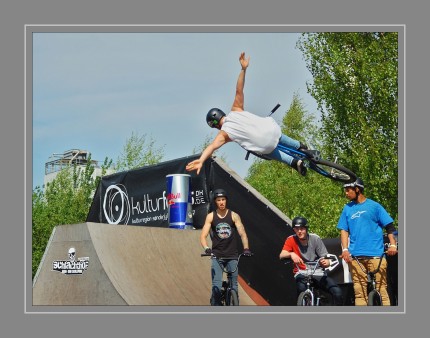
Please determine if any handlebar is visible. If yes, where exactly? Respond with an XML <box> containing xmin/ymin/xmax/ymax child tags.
<box><xmin>201</xmin><ymin>252</ymin><xmax>253</xmax><ymax>274</ymax></box>
<box><xmin>350</xmin><ymin>252</ymin><xmax>386</xmax><ymax>276</ymax></box>
<box><xmin>281</xmin><ymin>254</ymin><xmax>339</xmax><ymax>273</ymax></box>
<box><xmin>201</xmin><ymin>252</ymin><xmax>254</xmax><ymax>259</ymax></box>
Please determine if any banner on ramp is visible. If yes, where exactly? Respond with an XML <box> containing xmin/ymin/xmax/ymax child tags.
<box><xmin>87</xmin><ymin>155</ymin><xmax>211</xmax><ymax>228</ymax></box>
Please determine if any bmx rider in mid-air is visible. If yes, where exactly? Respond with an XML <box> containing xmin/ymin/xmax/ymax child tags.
<box><xmin>186</xmin><ymin>52</ymin><xmax>312</xmax><ymax>176</ymax></box>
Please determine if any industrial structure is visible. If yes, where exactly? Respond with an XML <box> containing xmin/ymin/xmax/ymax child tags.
<box><xmin>44</xmin><ymin>149</ymin><xmax>113</xmax><ymax>186</ymax></box>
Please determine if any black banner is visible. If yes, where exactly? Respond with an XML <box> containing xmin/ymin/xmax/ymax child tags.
<box><xmin>87</xmin><ymin>155</ymin><xmax>212</xmax><ymax>228</ymax></box>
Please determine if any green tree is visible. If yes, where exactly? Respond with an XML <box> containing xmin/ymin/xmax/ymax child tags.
<box><xmin>32</xmin><ymin>155</ymin><xmax>111</xmax><ymax>278</ymax></box>
<box><xmin>296</xmin><ymin>32</ymin><xmax>398</xmax><ymax>223</ymax></box>
<box><xmin>246</xmin><ymin>94</ymin><xmax>346</xmax><ymax>238</ymax></box>
<box><xmin>114</xmin><ymin>131</ymin><xmax>165</xmax><ymax>171</ymax></box>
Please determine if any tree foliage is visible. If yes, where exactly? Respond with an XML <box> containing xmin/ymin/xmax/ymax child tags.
<box><xmin>296</xmin><ymin>32</ymin><xmax>398</xmax><ymax>222</ymax></box>
<box><xmin>114</xmin><ymin>132</ymin><xmax>165</xmax><ymax>171</ymax></box>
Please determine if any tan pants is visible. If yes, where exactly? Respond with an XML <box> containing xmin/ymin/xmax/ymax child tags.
<box><xmin>349</xmin><ymin>257</ymin><xmax>391</xmax><ymax>306</ymax></box>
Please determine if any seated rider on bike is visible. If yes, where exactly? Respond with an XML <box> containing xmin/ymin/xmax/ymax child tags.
<box><xmin>186</xmin><ymin>52</ymin><xmax>311</xmax><ymax>177</ymax></box>
<box><xmin>200</xmin><ymin>188</ymin><xmax>252</xmax><ymax>306</ymax></box>
<box><xmin>280</xmin><ymin>216</ymin><xmax>344</xmax><ymax>306</ymax></box>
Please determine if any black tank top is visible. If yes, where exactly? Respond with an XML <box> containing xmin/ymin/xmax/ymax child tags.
<box><xmin>210</xmin><ymin>210</ymin><xmax>239</xmax><ymax>259</ymax></box>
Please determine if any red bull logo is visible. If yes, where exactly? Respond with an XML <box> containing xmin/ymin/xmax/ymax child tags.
<box><xmin>167</xmin><ymin>192</ymin><xmax>182</xmax><ymax>205</ymax></box>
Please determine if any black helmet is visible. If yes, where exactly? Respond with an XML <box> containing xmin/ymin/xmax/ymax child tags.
<box><xmin>343</xmin><ymin>177</ymin><xmax>365</xmax><ymax>192</ymax></box>
<box><xmin>213</xmin><ymin>188</ymin><xmax>228</xmax><ymax>200</ymax></box>
<box><xmin>206</xmin><ymin>108</ymin><xmax>226</xmax><ymax>128</ymax></box>
<box><xmin>292</xmin><ymin>216</ymin><xmax>308</xmax><ymax>228</ymax></box>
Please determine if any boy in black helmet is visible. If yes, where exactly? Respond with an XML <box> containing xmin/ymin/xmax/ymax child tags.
<box><xmin>200</xmin><ymin>188</ymin><xmax>252</xmax><ymax>306</ymax></box>
<box><xmin>186</xmin><ymin>52</ymin><xmax>311</xmax><ymax>177</ymax></box>
<box><xmin>280</xmin><ymin>216</ymin><xmax>343</xmax><ymax>306</ymax></box>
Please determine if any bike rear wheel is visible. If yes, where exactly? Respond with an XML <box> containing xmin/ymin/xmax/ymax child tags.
<box><xmin>309</xmin><ymin>159</ymin><xmax>356</xmax><ymax>183</ymax></box>
<box><xmin>368</xmin><ymin>290</ymin><xmax>382</xmax><ymax>306</ymax></box>
<box><xmin>297</xmin><ymin>291</ymin><xmax>313</xmax><ymax>306</ymax></box>
<box><xmin>227</xmin><ymin>289</ymin><xmax>239</xmax><ymax>306</ymax></box>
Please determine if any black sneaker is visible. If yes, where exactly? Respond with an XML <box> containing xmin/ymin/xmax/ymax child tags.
<box><xmin>299</xmin><ymin>142</ymin><xmax>308</xmax><ymax>151</ymax></box>
<box><xmin>292</xmin><ymin>159</ymin><xmax>307</xmax><ymax>176</ymax></box>
<box><xmin>297</xmin><ymin>160</ymin><xmax>307</xmax><ymax>176</ymax></box>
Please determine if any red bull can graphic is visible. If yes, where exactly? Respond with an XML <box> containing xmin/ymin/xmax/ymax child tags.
<box><xmin>166</xmin><ymin>174</ymin><xmax>193</xmax><ymax>229</ymax></box>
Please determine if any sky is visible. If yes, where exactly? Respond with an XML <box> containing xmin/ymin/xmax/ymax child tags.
<box><xmin>32</xmin><ymin>31</ymin><xmax>319</xmax><ymax>189</ymax></box>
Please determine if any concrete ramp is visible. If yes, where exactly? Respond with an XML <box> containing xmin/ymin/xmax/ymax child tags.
<box><xmin>33</xmin><ymin>222</ymin><xmax>258</xmax><ymax>306</ymax></box>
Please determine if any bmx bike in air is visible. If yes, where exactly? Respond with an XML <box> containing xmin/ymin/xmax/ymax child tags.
<box><xmin>245</xmin><ymin>104</ymin><xmax>357</xmax><ymax>183</ymax></box>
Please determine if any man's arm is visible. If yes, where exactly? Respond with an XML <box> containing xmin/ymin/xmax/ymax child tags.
<box><xmin>385</xmin><ymin>223</ymin><xmax>398</xmax><ymax>256</ymax></box>
<box><xmin>316</xmin><ymin>238</ymin><xmax>331</xmax><ymax>268</ymax></box>
<box><xmin>279</xmin><ymin>249</ymin><xmax>303</xmax><ymax>264</ymax></box>
<box><xmin>200</xmin><ymin>213</ymin><xmax>213</xmax><ymax>250</ymax></box>
<box><xmin>186</xmin><ymin>130</ymin><xmax>230</xmax><ymax>174</ymax></box>
<box><xmin>231</xmin><ymin>52</ymin><xmax>250</xmax><ymax>112</ymax></box>
<box><xmin>232</xmin><ymin>212</ymin><xmax>249</xmax><ymax>250</ymax></box>
<box><xmin>340</xmin><ymin>229</ymin><xmax>351</xmax><ymax>263</ymax></box>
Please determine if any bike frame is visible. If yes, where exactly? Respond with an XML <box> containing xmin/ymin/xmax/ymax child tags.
<box><xmin>294</xmin><ymin>254</ymin><xmax>339</xmax><ymax>306</ymax></box>
<box><xmin>351</xmin><ymin>253</ymin><xmax>386</xmax><ymax>305</ymax></box>
<box><xmin>201</xmin><ymin>253</ymin><xmax>249</xmax><ymax>306</ymax></box>
<box><xmin>215</xmin><ymin>254</ymin><xmax>241</xmax><ymax>306</ymax></box>
<box><xmin>296</xmin><ymin>260</ymin><xmax>324</xmax><ymax>306</ymax></box>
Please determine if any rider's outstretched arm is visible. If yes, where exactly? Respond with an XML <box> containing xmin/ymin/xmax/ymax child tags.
<box><xmin>231</xmin><ymin>52</ymin><xmax>250</xmax><ymax>112</ymax></box>
<box><xmin>185</xmin><ymin>131</ymin><xmax>230</xmax><ymax>175</ymax></box>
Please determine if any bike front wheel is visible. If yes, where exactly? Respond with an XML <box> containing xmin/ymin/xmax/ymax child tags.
<box><xmin>297</xmin><ymin>291</ymin><xmax>313</xmax><ymax>306</ymax></box>
<box><xmin>309</xmin><ymin>159</ymin><xmax>356</xmax><ymax>183</ymax></box>
<box><xmin>368</xmin><ymin>290</ymin><xmax>382</xmax><ymax>306</ymax></box>
<box><xmin>227</xmin><ymin>289</ymin><xmax>239</xmax><ymax>306</ymax></box>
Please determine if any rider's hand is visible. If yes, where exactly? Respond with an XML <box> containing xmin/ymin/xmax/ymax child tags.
<box><xmin>186</xmin><ymin>160</ymin><xmax>202</xmax><ymax>174</ymax></box>
<box><xmin>386</xmin><ymin>244</ymin><xmax>398</xmax><ymax>256</ymax></box>
<box><xmin>320</xmin><ymin>259</ymin><xmax>330</xmax><ymax>268</ymax></box>
<box><xmin>239</xmin><ymin>52</ymin><xmax>250</xmax><ymax>70</ymax></box>
<box><xmin>340</xmin><ymin>249</ymin><xmax>352</xmax><ymax>263</ymax></box>
<box><xmin>243</xmin><ymin>248</ymin><xmax>252</xmax><ymax>256</ymax></box>
<box><xmin>291</xmin><ymin>252</ymin><xmax>303</xmax><ymax>265</ymax></box>
<box><xmin>205</xmin><ymin>247</ymin><xmax>212</xmax><ymax>255</ymax></box>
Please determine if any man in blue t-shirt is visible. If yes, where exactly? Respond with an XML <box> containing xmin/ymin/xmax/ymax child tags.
<box><xmin>337</xmin><ymin>178</ymin><xmax>398</xmax><ymax>305</ymax></box>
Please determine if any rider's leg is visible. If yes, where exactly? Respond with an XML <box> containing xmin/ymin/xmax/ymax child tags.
<box><xmin>349</xmin><ymin>260</ymin><xmax>369</xmax><ymax>305</ymax></box>
<box><xmin>210</xmin><ymin>259</ymin><xmax>224</xmax><ymax>306</ymax></box>
<box><xmin>265</xmin><ymin>141</ymin><xmax>307</xmax><ymax>176</ymax></box>
<box><xmin>278</xmin><ymin>134</ymin><xmax>301</xmax><ymax>150</ymax></box>
<box><xmin>226</xmin><ymin>259</ymin><xmax>239</xmax><ymax>303</ymax></box>
<box><xmin>294</xmin><ymin>274</ymin><xmax>308</xmax><ymax>295</ymax></box>
<box><xmin>370</xmin><ymin>257</ymin><xmax>391</xmax><ymax>305</ymax></box>
<box><xmin>318</xmin><ymin>276</ymin><xmax>344</xmax><ymax>305</ymax></box>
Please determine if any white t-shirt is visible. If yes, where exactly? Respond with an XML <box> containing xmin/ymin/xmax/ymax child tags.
<box><xmin>221</xmin><ymin>111</ymin><xmax>281</xmax><ymax>154</ymax></box>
